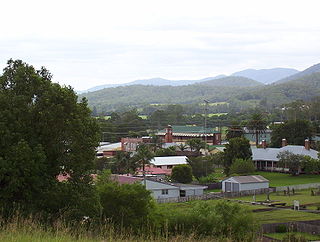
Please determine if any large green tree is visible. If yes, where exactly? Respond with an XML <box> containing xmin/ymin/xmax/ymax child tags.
<box><xmin>0</xmin><ymin>59</ymin><xmax>100</xmax><ymax>213</ymax></box>
<box><xmin>171</xmin><ymin>164</ymin><xmax>193</xmax><ymax>183</ymax></box>
<box><xmin>270</xmin><ymin>120</ymin><xmax>314</xmax><ymax>147</ymax></box>
<box><xmin>223</xmin><ymin>137</ymin><xmax>252</xmax><ymax>176</ymax></box>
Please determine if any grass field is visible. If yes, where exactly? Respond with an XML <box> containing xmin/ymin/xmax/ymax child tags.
<box><xmin>232</xmin><ymin>189</ymin><xmax>320</xmax><ymax>207</ymax></box>
<box><xmin>254</xmin><ymin>171</ymin><xmax>320</xmax><ymax>187</ymax></box>
<box><xmin>158</xmin><ymin>199</ymin><xmax>320</xmax><ymax>224</ymax></box>
<box><xmin>265</xmin><ymin>232</ymin><xmax>320</xmax><ymax>240</ymax></box>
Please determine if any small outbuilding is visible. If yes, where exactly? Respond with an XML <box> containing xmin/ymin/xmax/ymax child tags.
<box><xmin>222</xmin><ymin>175</ymin><xmax>269</xmax><ymax>192</ymax></box>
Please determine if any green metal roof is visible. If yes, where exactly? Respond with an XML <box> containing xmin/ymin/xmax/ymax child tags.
<box><xmin>159</xmin><ymin>125</ymin><xmax>220</xmax><ymax>134</ymax></box>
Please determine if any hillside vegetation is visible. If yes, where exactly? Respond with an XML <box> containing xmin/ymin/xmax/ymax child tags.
<box><xmin>81</xmin><ymin>64</ymin><xmax>320</xmax><ymax>112</ymax></box>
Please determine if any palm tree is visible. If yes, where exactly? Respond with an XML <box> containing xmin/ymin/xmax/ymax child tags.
<box><xmin>133</xmin><ymin>144</ymin><xmax>154</xmax><ymax>185</ymax></box>
<box><xmin>186</xmin><ymin>138</ymin><xmax>206</xmax><ymax>155</ymax></box>
<box><xmin>247</xmin><ymin>113</ymin><xmax>267</xmax><ymax>146</ymax></box>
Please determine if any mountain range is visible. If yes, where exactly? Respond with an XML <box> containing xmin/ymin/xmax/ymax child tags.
<box><xmin>79</xmin><ymin>67</ymin><xmax>300</xmax><ymax>93</ymax></box>
<box><xmin>80</xmin><ymin>63</ymin><xmax>320</xmax><ymax>112</ymax></box>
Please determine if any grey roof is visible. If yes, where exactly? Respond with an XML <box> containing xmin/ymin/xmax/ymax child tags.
<box><xmin>251</xmin><ymin>145</ymin><xmax>319</xmax><ymax>161</ymax></box>
<box><xmin>226</xmin><ymin>175</ymin><xmax>269</xmax><ymax>184</ymax></box>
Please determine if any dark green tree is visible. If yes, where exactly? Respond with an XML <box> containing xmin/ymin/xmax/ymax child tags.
<box><xmin>187</xmin><ymin>156</ymin><xmax>215</xmax><ymax>179</ymax></box>
<box><xmin>186</xmin><ymin>138</ymin><xmax>206</xmax><ymax>154</ymax></box>
<box><xmin>247</xmin><ymin>113</ymin><xmax>267</xmax><ymax>146</ymax></box>
<box><xmin>171</xmin><ymin>164</ymin><xmax>193</xmax><ymax>183</ymax></box>
<box><xmin>226</xmin><ymin>121</ymin><xmax>243</xmax><ymax>140</ymax></box>
<box><xmin>230</xmin><ymin>158</ymin><xmax>255</xmax><ymax>175</ymax></box>
<box><xmin>133</xmin><ymin>144</ymin><xmax>154</xmax><ymax>182</ymax></box>
<box><xmin>0</xmin><ymin>59</ymin><xmax>100</xmax><ymax>215</ymax></box>
<box><xmin>270</xmin><ymin>120</ymin><xmax>314</xmax><ymax>147</ymax></box>
<box><xmin>223</xmin><ymin>137</ymin><xmax>252</xmax><ymax>176</ymax></box>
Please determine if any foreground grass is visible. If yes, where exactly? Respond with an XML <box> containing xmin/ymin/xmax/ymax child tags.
<box><xmin>254</xmin><ymin>172</ymin><xmax>320</xmax><ymax>187</ymax></box>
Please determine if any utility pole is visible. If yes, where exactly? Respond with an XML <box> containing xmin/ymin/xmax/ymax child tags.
<box><xmin>204</xmin><ymin>100</ymin><xmax>209</xmax><ymax>155</ymax></box>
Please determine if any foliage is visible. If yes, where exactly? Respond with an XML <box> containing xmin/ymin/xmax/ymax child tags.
<box><xmin>187</xmin><ymin>156</ymin><xmax>215</xmax><ymax>179</ymax></box>
<box><xmin>186</xmin><ymin>138</ymin><xmax>206</xmax><ymax>154</ymax></box>
<box><xmin>96</xmin><ymin>170</ymin><xmax>155</xmax><ymax>229</ymax></box>
<box><xmin>230</xmin><ymin>158</ymin><xmax>255</xmax><ymax>175</ymax></box>
<box><xmin>247</xmin><ymin>113</ymin><xmax>267</xmax><ymax>146</ymax></box>
<box><xmin>301</xmin><ymin>156</ymin><xmax>320</xmax><ymax>174</ymax></box>
<box><xmin>171</xmin><ymin>164</ymin><xmax>193</xmax><ymax>183</ymax></box>
<box><xmin>0</xmin><ymin>59</ymin><xmax>100</xmax><ymax>216</ymax></box>
<box><xmin>270</xmin><ymin>120</ymin><xmax>314</xmax><ymax>147</ymax></box>
<box><xmin>154</xmin><ymin>146</ymin><xmax>176</xmax><ymax>156</ymax></box>
<box><xmin>161</xmin><ymin>200</ymin><xmax>257</xmax><ymax>241</ymax></box>
<box><xmin>223</xmin><ymin>137</ymin><xmax>252</xmax><ymax>176</ymax></box>
<box><xmin>197</xmin><ymin>173</ymin><xmax>218</xmax><ymax>184</ymax></box>
<box><xmin>226</xmin><ymin>121</ymin><xmax>243</xmax><ymax>140</ymax></box>
<box><xmin>132</xmin><ymin>144</ymin><xmax>154</xmax><ymax>174</ymax></box>
<box><xmin>277</xmin><ymin>151</ymin><xmax>307</xmax><ymax>175</ymax></box>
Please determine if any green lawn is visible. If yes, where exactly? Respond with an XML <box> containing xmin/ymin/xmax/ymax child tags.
<box><xmin>236</xmin><ymin>189</ymin><xmax>320</xmax><ymax>206</ymax></box>
<box><xmin>254</xmin><ymin>171</ymin><xmax>320</xmax><ymax>187</ymax></box>
<box><xmin>158</xmin><ymin>199</ymin><xmax>320</xmax><ymax>224</ymax></box>
<box><xmin>265</xmin><ymin>232</ymin><xmax>320</xmax><ymax>240</ymax></box>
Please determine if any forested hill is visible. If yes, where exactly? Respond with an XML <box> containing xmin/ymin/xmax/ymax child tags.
<box><xmin>81</xmin><ymin>71</ymin><xmax>320</xmax><ymax>112</ymax></box>
<box><xmin>197</xmin><ymin>76</ymin><xmax>263</xmax><ymax>87</ymax></box>
<box><xmin>80</xmin><ymin>76</ymin><xmax>261</xmax><ymax>111</ymax></box>
<box><xmin>275</xmin><ymin>63</ymin><xmax>320</xmax><ymax>84</ymax></box>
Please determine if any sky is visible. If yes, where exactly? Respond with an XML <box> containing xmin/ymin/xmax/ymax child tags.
<box><xmin>1</xmin><ymin>0</ymin><xmax>320</xmax><ymax>90</ymax></box>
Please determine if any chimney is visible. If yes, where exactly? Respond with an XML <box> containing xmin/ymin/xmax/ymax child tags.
<box><xmin>282</xmin><ymin>138</ymin><xmax>287</xmax><ymax>147</ymax></box>
<box><xmin>304</xmin><ymin>139</ymin><xmax>310</xmax><ymax>150</ymax></box>
<box><xmin>164</xmin><ymin>125</ymin><xmax>173</xmax><ymax>143</ymax></box>
<box><xmin>261</xmin><ymin>140</ymin><xmax>267</xmax><ymax>149</ymax></box>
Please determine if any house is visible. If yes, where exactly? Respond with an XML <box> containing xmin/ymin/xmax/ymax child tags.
<box><xmin>252</xmin><ymin>139</ymin><xmax>318</xmax><ymax>172</ymax></box>
<box><xmin>157</xmin><ymin>125</ymin><xmax>221</xmax><ymax>145</ymax></box>
<box><xmin>222</xmin><ymin>175</ymin><xmax>269</xmax><ymax>192</ymax></box>
<box><xmin>145</xmin><ymin>179</ymin><xmax>208</xmax><ymax>199</ymax></box>
<box><xmin>111</xmin><ymin>175</ymin><xmax>207</xmax><ymax>199</ymax></box>
<box><xmin>150</xmin><ymin>156</ymin><xmax>188</xmax><ymax>170</ymax></box>
<box><xmin>96</xmin><ymin>142</ymin><xmax>122</xmax><ymax>157</ymax></box>
<box><xmin>136</xmin><ymin>166</ymin><xmax>169</xmax><ymax>178</ymax></box>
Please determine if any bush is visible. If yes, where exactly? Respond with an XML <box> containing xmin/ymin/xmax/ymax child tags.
<box><xmin>230</xmin><ymin>158</ymin><xmax>255</xmax><ymax>175</ymax></box>
<box><xmin>198</xmin><ymin>174</ymin><xmax>218</xmax><ymax>184</ymax></box>
<box><xmin>96</xmin><ymin>170</ymin><xmax>155</xmax><ymax>229</ymax></box>
<box><xmin>171</xmin><ymin>164</ymin><xmax>193</xmax><ymax>183</ymax></box>
<box><xmin>160</xmin><ymin>200</ymin><xmax>258</xmax><ymax>241</ymax></box>
<box><xmin>275</xmin><ymin>224</ymin><xmax>287</xmax><ymax>233</ymax></box>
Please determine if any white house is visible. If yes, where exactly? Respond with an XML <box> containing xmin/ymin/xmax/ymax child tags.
<box><xmin>151</xmin><ymin>156</ymin><xmax>188</xmax><ymax>170</ymax></box>
<box><xmin>252</xmin><ymin>139</ymin><xmax>318</xmax><ymax>172</ymax></box>
<box><xmin>222</xmin><ymin>175</ymin><xmax>269</xmax><ymax>192</ymax></box>
<box><xmin>144</xmin><ymin>179</ymin><xmax>207</xmax><ymax>199</ymax></box>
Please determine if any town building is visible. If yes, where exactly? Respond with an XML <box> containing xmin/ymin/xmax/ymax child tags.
<box><xmin>150</xmin><ymin>156</ymin><xmax>188</xmax><ymax>170</ymax></box>
<box><xmin>252</xmin><ymin>139</ymin><xmax>318</xmax><ymax>172</ymax></box>
<box><xmin>156</xmin><ymin>125</ymin><xmax>221</xmax><ymax>145</ymax></box>
<box><xmin>222</xmin><ymin>175</ymin><xmax>269</xmax><ymax>192</ymax></box>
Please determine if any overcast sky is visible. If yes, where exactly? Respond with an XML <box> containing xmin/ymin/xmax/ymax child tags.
<box><xmin>1</xmin><ymin>0</ymin><xmax>320</xmax><ymax>90</ymax></box>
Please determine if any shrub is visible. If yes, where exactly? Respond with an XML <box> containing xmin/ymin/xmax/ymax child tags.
<box><xmin>275</xmin><ymin>224</ymin><xmax>287</xmax><ymax>233</ymax></box>
<box><xmin>171</xmin><ymin>164</ymin><xmax>193</xmax><ymax>183</ymax></box>
<box><xmin>230</xmin><ymin>158</ymin><xmax>255</xmax><ymax>175</ymax></box>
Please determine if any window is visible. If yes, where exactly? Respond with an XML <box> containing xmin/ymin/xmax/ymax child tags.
<box><xmin>161</xmin><ymin>189</ymin><xmax>168</xmax><ymax>195</ymax></box>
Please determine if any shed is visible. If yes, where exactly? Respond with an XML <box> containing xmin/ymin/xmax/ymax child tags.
<box><xmin>222</xmin><ymin>175</ymin><xmax>269</xmax><ymax>192</ymax></box>
<box><xmin>151</xmin><ymin>156</ymin><xmax>188</xmax><ymax>169</ymax></box>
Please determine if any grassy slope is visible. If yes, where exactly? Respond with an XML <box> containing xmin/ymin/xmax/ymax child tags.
<box><xmin>265</xmin><ymin>232</ymin><xmax>320</xmax><ymax>240</ymax></box>
<box><xmin>254</xmin><ymin>172</ymin><xmax>320</xmax><ymax>187</ymax></box>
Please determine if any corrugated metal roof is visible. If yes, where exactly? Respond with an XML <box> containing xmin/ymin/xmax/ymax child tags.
<box><xmin>225</xmin><ymin>175</ymin><xmax>269</xmax><ymax>184</ymax></box>
<box><xmin>151</xmin><ymin>156</ymin><xmax>188</xmax><ymax>166</ymax></box>
<box><xmin>158</xmin><ymin>125</ymin><xmax>220</xmax><ymax>134</ymax></box>
<box><xmin>252</xmin><ymin>145</ymin><xmax>319</xmax><ymax>161</ymax></box>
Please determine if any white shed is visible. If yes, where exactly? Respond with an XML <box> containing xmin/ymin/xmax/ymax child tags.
<box><xmin>151</xmin><ymin>156</ymin><xmax>188</xmax><ymax>169</ymax></box>
<box><xmin>222</xmin><ymin>175</ymin><xmax>269</xmax><ymax>192</ymax></box>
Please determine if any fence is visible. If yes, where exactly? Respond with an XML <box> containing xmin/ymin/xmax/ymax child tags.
<box><xmin>275</xmin><ymin>183</ymin><xmax>320</xmax><ymax>192</ymax></box>
<box><xmin>222</xmin><ymin>188</ymin><xmax>275</xmax><ymax>198</ymax></box>
<box><xmin>156</xmin><ymin>193</ymin><xmax>222</xmax><ymax>204</ymax></box>
<box><xmin>261</xmin><ymin>220</ymin><xmax>320</xmax><ymax>235</ymax></box>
